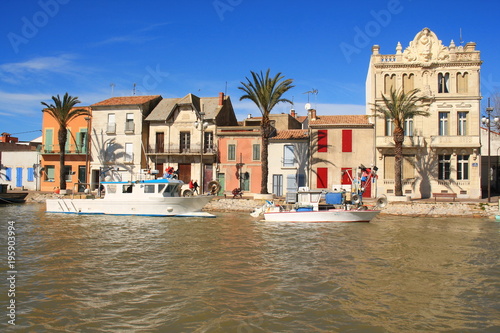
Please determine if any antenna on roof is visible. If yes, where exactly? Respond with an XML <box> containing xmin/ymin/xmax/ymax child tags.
<box><xmin>133</xmin><ymin>83</ymin><xmax>137</xmax><ymax>95</ymax></box>
<box><xmin>110</xmin><ymin>83</ymin><xmax>115</xmax><ymax>97</ymax></box>
<box><xmin>459</xmin><ymin>28</ymin><xmax>464</xmax><ymax>46</ymax></box>
<box><xmin>225</xmin><ymin>81</ymin><xmax>228</xmax><ymax>95</ymax></box>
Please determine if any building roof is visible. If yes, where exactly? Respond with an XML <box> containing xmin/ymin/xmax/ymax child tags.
<box><xmin>146</xmin><ymin>93</ymin><xmax>227</xmax><ymax>121</ymax></box>
<box><xmin>91</xmin><ymin>95</ymin><xmax>161</xmax><ymax>107</ymax></box>
<box><xmin>272</xmin><ymin>129</ymin><xmax>308</xmax><ymax>140</ymax></box>
<box><xmin>309</xmin><ymin>115</ymin><xmax>371</xmax><ymax>126</ymax></box>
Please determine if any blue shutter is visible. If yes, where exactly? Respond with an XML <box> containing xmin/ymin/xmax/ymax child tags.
<box><xmin>5</xmin><ymin>168</ymin><xmax>12</xmax><ymax>181</ymax></box>
<box><xmin>27</xmin><ymin>168</ymin><xmax>34</xmax><ymax>182</ymax></box>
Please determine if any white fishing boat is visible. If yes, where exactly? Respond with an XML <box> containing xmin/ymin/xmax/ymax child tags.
<box><xmin>251</xmin><ymin>165</ymin><xmax>384</xmax><ymax>223</ymax></box>
<box><xmin>46</xmin><ymin>178</ymin><xmax>215</xmax><ymax>217</ymax></box>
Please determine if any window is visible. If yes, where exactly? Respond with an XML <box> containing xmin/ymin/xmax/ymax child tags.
<box><xmin>316</xmin><ymin>167</ymin><xmax>328</xmax><ymax>188</ymax></box>
<box><xmin>5</xmin><ymin>167</ymin><xmax>12</xmax><ymax>181</ymax></box>
<box><xmin>252</xmin><ymin>144</ymin><xmax>260</xmax><ymax>161</ymax></box>
<box><xmin>44</xmin><ymin>129</ymin><xmax>53</xmax><ymax>152</ymax></box>
<box><xmin>125</xmin><ymin>143</ymin><xmax>133</xmax><ymax>163</ymax></box>
<box><xmin>27</xmin><ymin>167</ymin><xmax>34</xmax><ymax>182</ymax></box>
<box><xmin>76</xmin><ymin>129</ymin><xmax>88</xmax><ymax>153</ymax></box>
<box><xmin>204</xmin><ymin>132</ymin><xmax>214</xmax><ymax>152</ymax></box>
<box><xmin>404</xmin><ymin>117</ymin><xmax>414</xmax><ymax>137</ymax></box>
<box><xmin>286</xmin><ymin>174</ymin><xmax>297</xmax><ymax>193</ymax></box>
<box><xmin>457</xmin><ymin>155</ymin><xmax>469</xmax><ymax>180</ymax></box>
<box><xmin>457</xmin><ymin>72</ymin><xmax>469</xmax><ymax>94</ymax></box>
<box><xmin>272</xmin><ymin>174</ymin><xmax>283</xmax><ymax>196</ymax></box>
<box><xmin>45</xmin><ymin>166</ymin><xmax>55</xmax><ymax>181</ymax></box>
<box><xmin>438</xmin><ymin>154</ymin><xmax>451</xmax><ymax>180</ymax></box>
<box><xmin>317</xmin><ymin>130</ymin><xmax>328</xmax><ymax>152</ymax></box>
<box><xmin>144</xmin><ymin>185</ymin><xmax>155</xmax><ymax>193</ymax></box>
<box><xmin>242</xmin><ymin>173</ymin><xmax>250</xmax><ymax>191</ymax></box>
<box><xmin>439</xmin><ymin>112</ymin><xmax>449</xmax><ymax>136</ymax></box>
<box><xmin>180</xmin><ymin>132</ymin><xmax>191</xmax><ymax>152</ymax></box>
<box><xmin>384</xmin><ymin>156</ymin><xmax>415</xmax><ymax>179</ymax></box>
<box><xmin>125</xmin><ymin>113</ymin><xmax>134</xmax><ymax>133</ymax></box>
<box><xmin>342</xmin><ymin>130</ymin><xmax>352</xmax><ymax>152</ymax></box>
<box><xmin>64</xmin><ymin>166</ymin><xmax>73</xmax><ymax>182</ymax></box>
<box><xmin>107</xmin><ymin>114</ymin><xmax>116</xmax><ymax>133</ymax></box>
<box><xmin>403</xmin><ymin>73</ymin><xmax>414</xmax><ymax>93</ymax></box>
<box><xmin>228</xmin><ymin>144</ymin><xmax>236</xmax><ymax>161</ymax></box>
<box><xmin>458</xmin><ymin>112</ymin><xmax>468</xmax><ymax>136</ymax></box>
<box><xmin>385</xmin><ymin>117</ymin><xmax>394</xmax><ymax>136</ymax></box>
<box><xmin>438</xmin><ymin>73</ymin><xmax>450</xmax><ymax>93</ymax></box>
<box><xmin>384</xmin><ymin>74</ymin><xmax>396</xmax><ymax>95</ymax></box>
<box><xmin>106</xmin><ymin>142</ymin><xmax>116</xmax><ymax>161</ymax></box>
<box><xmin>283</xmin><ymin>145</ymin><xmax>295</xmax><ymax>167</ymax></box>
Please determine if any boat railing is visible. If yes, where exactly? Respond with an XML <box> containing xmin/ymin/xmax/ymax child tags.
<box><xmin>71</xmin><ymin>182</ymin><xmax>95</xmax><ymax>199</ymax></box>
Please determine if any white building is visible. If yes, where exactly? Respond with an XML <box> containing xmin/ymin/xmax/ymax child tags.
<box><xmin>0</xmin><ymin>151</ymin><xmax>41</xmax><ymax>190</ymax></box>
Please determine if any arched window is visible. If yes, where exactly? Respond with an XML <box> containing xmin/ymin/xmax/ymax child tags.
<box><xmin>384</xmin><ymin>74</ymin><xmax>396</xmax><ymax>95</ymax></box>
<box><xmin>438</xmin><ymin>73</ymin><xmax>450</xmax><ymax>93</ymax></box>
<box><xmin>403</xmin><ymin>73</ymin><xmax>414</xmax><ymax>93</ymax></box>
<box><xmin>456</xmin><ymin>72</ymin><xmax>469</xmax><ymax>94</ymax></box>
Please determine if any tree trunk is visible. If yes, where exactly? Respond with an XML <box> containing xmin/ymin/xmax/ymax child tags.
<box><xmin>58</xmin><ymin>127</ymin><xmax>67</xmax><ymax>190</ymax></box>
<box><xmin>393</xmin><ymin>127</ymin><xmax>404</xmax><ymax>196</ymax></box>
<box><xmin>260</xmin><ymin>127</ymin><xmax>269</xmax><ymax>194</ymax></box>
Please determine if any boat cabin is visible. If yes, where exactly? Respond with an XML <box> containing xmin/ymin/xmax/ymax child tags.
<box><xmin>101</xmin><ymin>179</ymin><xmax>183</xmax><ymax>198</ymax></box>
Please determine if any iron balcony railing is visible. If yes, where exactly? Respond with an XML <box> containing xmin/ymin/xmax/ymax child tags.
<box><xmin>147</xmin><ymin>144</ymin><xmax>218</xmax><ymax>155</ymax></box>
<box><xmin>40</xmin><ymin>144</ymin><xmax>89</xmax><ymax>155</ymax></box>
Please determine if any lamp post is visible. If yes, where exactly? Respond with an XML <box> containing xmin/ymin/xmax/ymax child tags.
<box><xmin>481</xmin><ymin>101</ymin><xmax>497</xmax><ymax>202</ymax></box>
<box><xmin>84</xmin><ymin>116</ymin><xmax>92</xmax><ymax>189</ymax></box>
<box><xmin>195</xmin><ymin>111</ymin><xmax>207</xmax><ymax>194</ymax></box>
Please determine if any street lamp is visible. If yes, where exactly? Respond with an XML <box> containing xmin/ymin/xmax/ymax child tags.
<box><xmin>84</xmin><ymin>116</ymin><xmax>92</xmax><ymax>190</ymax></box>
<box><xmin>481</xmin><ymin>102</ymin><xmax>497</xmax><ymax>202</ymax></box>
<box><xmin>194</xmin><ymin>111</ymin><xmax>208</xmax><ymax>194</ymax></box>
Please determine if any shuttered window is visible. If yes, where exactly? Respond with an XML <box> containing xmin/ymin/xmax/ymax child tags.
<box><xmin>317</xmin><ymin>130</ymin><xmax>328</xmax><ymax>152</ymax></box>
<box><xmin>317</xmin><ymin>167</ymin><xmax>328</xmax><ymax>188</ymax></box>
<box><xmin>342</xmin><ymin>130</ymin><xmax>352</xmax><ymax>152</ymax></box>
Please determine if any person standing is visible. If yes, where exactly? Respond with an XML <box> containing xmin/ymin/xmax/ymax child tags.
<box><xmin>193</xmin><ymin>180</ymin><xmax>199</xmax><ymax>195</ymax></box>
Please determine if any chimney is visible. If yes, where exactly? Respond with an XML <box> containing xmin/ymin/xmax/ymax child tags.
<box><xmin>308</xmin><ymin>109</ymin><xmax>317</xmax><ymax>121</ymax></box>
<box><xmin>218</xmin><ymin>92</ymin><xmax>224</xmax><ymax>106</ymax></box>
<box><xmin>290</xmin><ymin>109</ymin><xmax>296</xmax><ymax>118</ymax></box>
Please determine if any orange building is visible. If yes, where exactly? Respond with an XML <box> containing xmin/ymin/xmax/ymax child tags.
<box><xmin>216</xmin><ymin>126</ymin><xmax>263</xmax><ymax>196</ymax></box>
<box><xmin>40</xmin><ymin>107</ymin><xmax>92</xmax><ymax>192</ymax></box>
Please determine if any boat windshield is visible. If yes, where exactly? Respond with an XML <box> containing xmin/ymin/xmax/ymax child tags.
<box><xmin>163</xmin><ymin>184</ymin><xmax>179</xmax><ymax>197</ymax></box>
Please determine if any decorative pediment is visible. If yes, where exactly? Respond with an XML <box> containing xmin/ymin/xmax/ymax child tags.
<box><xmin>402</xmin><ymin>28</ymin><xmax>449</xmax><ymax>63</ymax></box>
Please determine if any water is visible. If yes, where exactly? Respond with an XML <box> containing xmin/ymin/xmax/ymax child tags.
<box><xmin>1</xmin><ymin>203</ymin><xmax>499</xmax><ymax>332</ymax></box>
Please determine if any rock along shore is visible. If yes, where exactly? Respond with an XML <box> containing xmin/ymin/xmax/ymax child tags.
<box><xmin>25</xmin><ymin>192</ymin><xmax>499</xmax><ymax>218</ymax></box>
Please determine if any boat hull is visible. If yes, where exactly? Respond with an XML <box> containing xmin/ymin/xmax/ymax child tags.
<box><xmin>263</xmin><ymin>209</ymin><xmax>380</xmax><ymax>223</ymax></box>
<box><xmin>46</xmin><ymin>195</ymin><xmax>214</xmax><ymax>217</ymax></box>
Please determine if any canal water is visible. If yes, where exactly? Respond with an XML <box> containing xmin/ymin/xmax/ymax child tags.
<box><xmin>1</xmin><ymin>203</ymin><xmax>499</xmax><ymax>332</ymax></box>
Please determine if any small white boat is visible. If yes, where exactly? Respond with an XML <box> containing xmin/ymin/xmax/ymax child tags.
<box><xmin>261</xmin><ymin>205</ymin><xmax>380</xmax><ymax>223</ymax></box>
<box><xmin>46</xmin><ymin>179</ymin><xmax>215</xmax><ymax>217</ymax></box>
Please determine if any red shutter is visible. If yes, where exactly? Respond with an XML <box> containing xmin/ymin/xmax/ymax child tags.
<box><xmin>317</xmin><ymin>130</ymin><xmax>328</xmax><ymax>152</ymax></box>
<box><xmin>342</xmin><ymin>129</ymin><xmax>352</xmax><ymax>152</ymax></box>
<box><xmin>317</xmin><ymin>167</ymin><xmax>328</xmax><ymax>188</ymax></box>
<box><xmin>341</xmin><ymin>168</ymin><xmax>352</xmax><ymax>185</ymax></box>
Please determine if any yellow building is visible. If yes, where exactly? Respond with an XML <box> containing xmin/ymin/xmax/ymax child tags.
<box><xmin>366</xmin><ymin>28</ymin><xmax>482</xmax><ymax>199</ymax></box>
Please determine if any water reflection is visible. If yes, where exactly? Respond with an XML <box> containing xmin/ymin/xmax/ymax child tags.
<box><xmin>0</xmin><ymin>205</ymin><xmax>499</xmax><ymax>332</ymax></box>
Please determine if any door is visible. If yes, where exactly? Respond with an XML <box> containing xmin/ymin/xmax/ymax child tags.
<box><xmin>155</xmin><ymin>132</ymin><xmax>164</xmax><ymax>153</ymax></box>
<box><xmin>78</xmin><ymin>166</ymin><xmax>86</xmax><ymax>192</ymax></box>
<box><xmin>272</xmin><ymin>174</ymin><xmax>283</xmax><ymax>196</ymax></box>
<box><xmin>217</xmin><ymin>173</ymin><xmax>225</xmax><ymax>196</ymax></box>
<box><xmin>16</xmin><ymin>168</ymin><xmax>23</xmax><ymax>188</ymax></box>
<box><xmin>178</xmin><ymin>163</ymin><xmax>191</xmax><ymax>184</ymax></box>
<box><xmin>203</xmin><ymin>164</ymin><xmax>213</xmax><ymax>193</ymax></box>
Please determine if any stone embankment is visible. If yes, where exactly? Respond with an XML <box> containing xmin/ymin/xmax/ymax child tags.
<box><xmin>25</xmin><ymin>192</ymin><xmax>499</xmax><ymax>218</ymax></box>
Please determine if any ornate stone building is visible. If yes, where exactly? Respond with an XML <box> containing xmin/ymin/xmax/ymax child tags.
<box><xmin>366</xmin><ymin>28</ymin><xmax>482</xmax><ymax>199</ymax></box>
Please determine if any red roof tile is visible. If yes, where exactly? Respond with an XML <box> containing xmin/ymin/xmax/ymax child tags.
<box><xmin>91</xmin><ymin>95</ymin><xmax>161</xmax><ymax>106</ymax></box>
<box><xmin>309</xmin><ymin>115</ymin><xmax>371</xmax><ymax>125</ymax></box>
<box><xmin>273</xmin><ymin>129</ymin><xmax>308</xmax><ymax>140</ymax></box>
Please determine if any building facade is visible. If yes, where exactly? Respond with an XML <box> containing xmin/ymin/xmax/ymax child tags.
<box><xmin>89</xmin><ymin>96</ymin><xmax>161</xmax><ymax>187</ymax></box>
<box><xmin>366</xmin><ymin>27</ymin><xmax>482</xmax><ymax>199</ymax></box>
<box><xmin>40</xmin><ymin>107</ymin><xmax>92</xmax><ymax>192</ymax></box>
<box><xmin>145</xmin><ymin>93</ymin><xmax>238</xmax><ymax>193</ymax></box>
<box><xmin>308</xmin><ymin>112</ymin><xmax>376</xmax><ymax>197</ymax></box>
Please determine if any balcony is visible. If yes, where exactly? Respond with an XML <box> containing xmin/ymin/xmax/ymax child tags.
<box><xmin>147</xmin><ymin>144</ymin><xmax>218</xmax><ymax>155</ymax></box>
<box><xmin>125</xmin><ymin>121</ymin><xmax>135</xmax><ymax>134</ymax></box>
<box><xmin>40</xmin><ymin>144</ymin><xmax>88</xmax><ymax>155</ymax></box>
<box><xmin>430</xmin><ymin>135</ymin><xmax>480</xmax><ymax>148</ymax></box>
<box><xmin>376</xmin><ymin>136</ymin><xmax>425</xmax><ymax>148</ymax></box>
<box><xmin>107</xmin><ymin>122</ymin><xmax>116</xmax><ymax>134</ymax></box>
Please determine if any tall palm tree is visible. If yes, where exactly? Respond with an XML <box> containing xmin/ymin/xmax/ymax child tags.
<box><xmin>239</xmin><ymin>69</ymin><xmax>294</xmax><ymax>194</ymax></box>
<box><xmin>373</xmin><ymin>88</ymin><xmax>431</xmax><ymax>196</ymax></box>
<box><xmin>41</xmin><ymin>93</ymin><xmax>90</xmax><ymax>191</ymax></box>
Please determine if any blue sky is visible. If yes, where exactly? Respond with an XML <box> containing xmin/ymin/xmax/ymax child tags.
<box><xmin>1</xmin><ymin>0</ymin><xmax>500</xmax><ymax>141</ymax></box>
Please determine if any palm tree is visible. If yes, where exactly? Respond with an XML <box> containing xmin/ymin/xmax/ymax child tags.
<box><xmin>239</xmin><ymin>69</ymin><xmax>294</xmax><ymax>194</ymax></box>
<box><xmin>373</xmin><ymin>88</ymin><xmax>431</xmax><ymax>196</ymax></box>
<box><xmin>41</xmin><ymin>93</ymin><xmax>90</xmax><ymax>191</ymax></box>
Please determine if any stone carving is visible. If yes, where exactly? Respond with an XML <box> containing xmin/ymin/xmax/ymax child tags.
<box><xmin>402</xmin><ymin>28</ymin><xmax>449</xmax><ymax>63</ymax></box>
